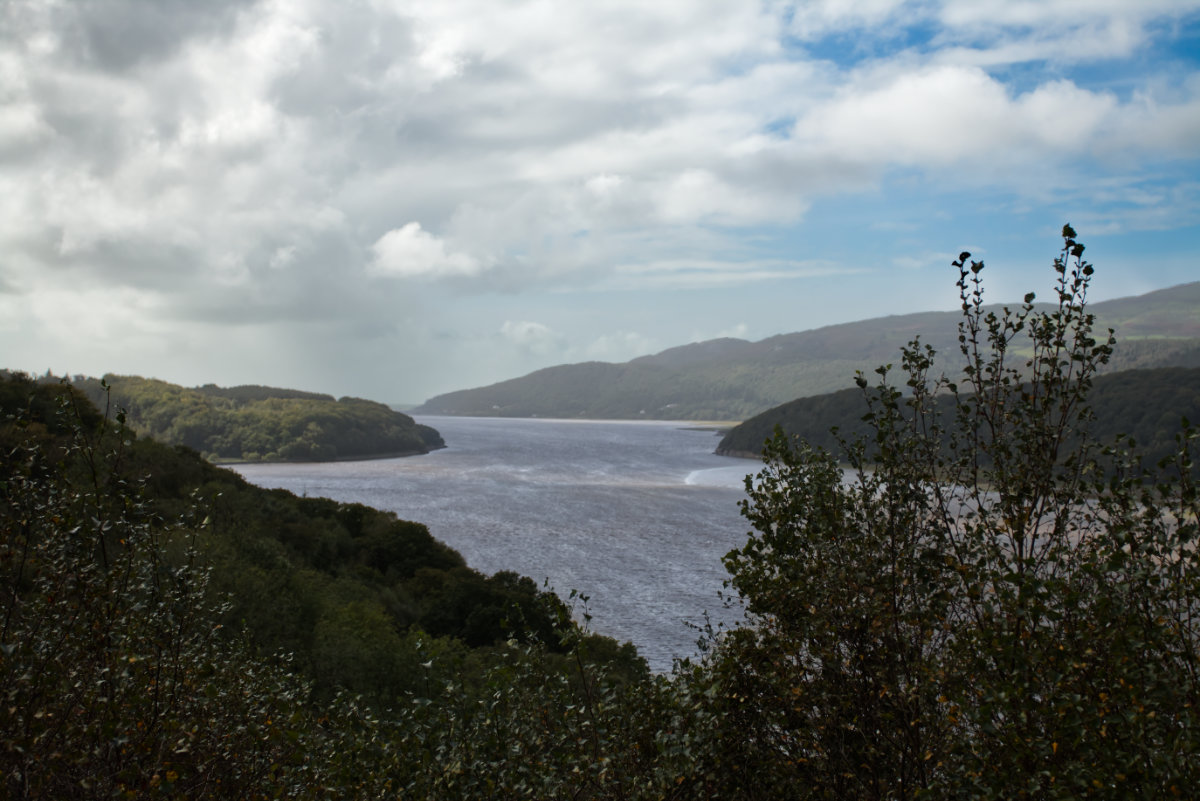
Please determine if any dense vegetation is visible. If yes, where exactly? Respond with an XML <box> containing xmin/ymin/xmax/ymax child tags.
<box><xmin>66</xmin><ymin>374</ymin><xmax>444</xmax><ymax>462</ymax></box>
<box><xmin>708</xmin><ymin>230</ymin><xmax>1200</xmax><ymax>797</ymax></box>
<box><xmin>717</xmin><ymin>365</ymin><xmax>1200</xmax><ymax>468</ymax></box>
<box><xmin>3</xmin><ymin>227</ymin><xmax>1198</xmax><ymax>798</ymax></box>
<box><xmin>416</xmin><ymin>281</ymin><xmax>1200</xmax><ymax>421</ymax></box>
<box><xmin>1</xmin><ymin>372</ymin><xmax>654</xmax><ymax>797</ymax></box>
<box><xmin>1</xmin><ymin>372</ymin><xmax>643</xmax><ymax>690</ymax></box>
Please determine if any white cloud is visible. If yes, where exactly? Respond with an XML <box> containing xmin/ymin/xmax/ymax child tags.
<box><xmin>1104</xmin><ymin>92</ymin><xmax>1200</xmax><ymax>157</ymax></box>
<box><xmin>792</xmin><ymin>66</ymin><xmax>1120</xmax><ymax>168</ymax></box>
<box><xmin>606</xmin><ymin>258</ymin><xmax>851</xmax><ymax>290</ymax></box>
<box><xmin>714</xmin><ymin>323</ymin><xmax>750</xmax><ymax>340</ymax></box>
<box><xmin>368</xmin><ymin>222</ymin><xmax>482</xmax><ymax>278</ymax></box>
<box><xmin>500</xmin><ymin>320</ymin><xmax>562</xmax><ymax>355</ymax></box>
<box><xmin>585</xmin><ymin>173</ymin><xmax>625</xmax><ymax>201</ymax></box>
<box><xmin>785</xmin><ymin>0</ymin><xmax>912</xmax><ymax>39</ymax></box>
<box><xmin>937</xmin><ymin>0</ymin><xmax>1200</xmax><ymax>32</ymax></box>
<box><xmin>585</xmin><ymin>331</ymin><xmax>658</xmax><ymax>362</ymax></box>
<box><xmin>893</xmin><ymin>250</ymin><xmax>960</xmax><ymax>270</ymax></box>
<box><xmin>0</xmin><ymin>283</ymin><xmax>168</xmax><ymax>365</ymax></box>
<box><xmin>0</xmin><ymin>99</ymin><xmax>49</xmax><ymax>154</ymax></box>
<box><xmin>654</xmin><ymin>168</ymin><xmax>806</xmax><ymax>226</ymax></box>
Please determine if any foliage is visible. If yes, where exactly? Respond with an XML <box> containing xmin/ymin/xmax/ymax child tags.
<box><xmin>0</xmin><ymin>376</ymin><xmax>331</xmax><ymax>798</ymax></box>
<box><xmin>718</xmin><ymin>366</ymin><xmax>1200</xmax><ymax>473</ymax></box>
<box><xmin>352</xmin><ymin>603</ymin><xmax>677</xmax><ymax>800</ymax></box>
<box><xmin>69</xmin><ymin>374</ymin><xmax>444</xmax><ymax>462</ymax></box>
<box><xmin>0</xmin><ymin>374</ymin><xmax>667</xmax><ymax>799</ymax></box>
<box><xmin>704</xmin><ymin>226</ymin><xmax>1200</xmax><ymax>798</ymax></box>
<box><xmin>1</xmin><ymin>374</ymin><xmax>644</xmax><ymax>711</ymax></box>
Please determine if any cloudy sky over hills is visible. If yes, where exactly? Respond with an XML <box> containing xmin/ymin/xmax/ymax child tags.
<box><xmin>2</xmin><ymin>0</ymin><xmax>1198</xmax><ymax>403</ymax></box>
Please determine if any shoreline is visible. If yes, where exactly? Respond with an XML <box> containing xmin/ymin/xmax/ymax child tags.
<box><xmin>713</xmin><ymin>448</ymin><xmax>760</xmax><ymax>460</ymax></box>
<box><xmin>212</xmin><ymin>444</ymin><xmax>445</xmax><ymax>466</ymax></box>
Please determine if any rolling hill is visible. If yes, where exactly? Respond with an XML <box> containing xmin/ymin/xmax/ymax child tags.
<box><xmin>715</xmin><ymin>366</ymin><xmax>1200</xmax><ymax>471</ymax></box>
<box><xmin>67</xmin><ymin>374</ymin><xmax>446</xmax><ymax>462</ymax></box>
<box><xmin>415</xmin><ymin>282</ymin><xmax>1200</xmax><ymax>421</ymax></box>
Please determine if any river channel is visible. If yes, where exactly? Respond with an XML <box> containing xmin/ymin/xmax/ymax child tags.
<box><xmin>232</xmin><ymin>416</ymin><xmax>758</xmax><ymax>671</ymax></box>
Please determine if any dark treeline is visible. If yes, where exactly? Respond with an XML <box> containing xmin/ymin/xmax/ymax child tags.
<box><xmin>65</xmin><ymin>373</ymin><xmax>444</xmax><ymax>462</ymax></box>
<box><xmin>718</xmin><ymin>365</ymin><xmax>1200</xmax><ymax>470</ymax></box>
<box><xmin>195</xmin><ymin>383</ymin><xmax>336</xmax><ymax>402</ymax></box>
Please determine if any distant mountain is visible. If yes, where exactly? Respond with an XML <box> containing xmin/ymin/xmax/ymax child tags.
<box><xmin>415</xmin><ymin>282</ymin><xmax>1200</xmax><ymax>421</ymax></box>
<box><xmin>69</xmin><ymin>374</ymin><xmax>445</xmax><ymax>462</ymax></box>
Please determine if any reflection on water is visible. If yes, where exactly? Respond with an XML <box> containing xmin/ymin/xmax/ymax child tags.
<box><xmin>232</xmin><ymin>416</ymin><xmax>756</xmax><ymax>671</ymax></box>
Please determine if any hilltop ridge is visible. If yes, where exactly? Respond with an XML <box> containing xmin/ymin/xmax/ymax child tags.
<box><xmin>415</xmin><ymin>281</ymin><xmax>1200</xmax><ymax>420</ymax></box>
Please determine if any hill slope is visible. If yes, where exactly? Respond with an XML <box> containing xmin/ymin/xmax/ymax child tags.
<box><xmin>70</xmin><ymin>374</ymin><xmax>445</xmax><ymax>462</ymax></box>
<box><xmin>415</xmin><ymin>282</ymin><xmax>1200</xmax><ymax>420</ymax></box>
<box><xmin>1</xmin><ymin>372</ymin><xmax>642</xmax><ymax>710</ymax></box>
<box><xmin>716</xmin><ymin>366</ymin><xmax>1200</xmax><ymax>472</ymax></box>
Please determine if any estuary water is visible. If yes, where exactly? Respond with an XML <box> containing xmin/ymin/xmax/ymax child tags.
<box><xmin>232</xmin><ymin>416</ymin><xmax>758</xmax><ymax>671</ymax></box>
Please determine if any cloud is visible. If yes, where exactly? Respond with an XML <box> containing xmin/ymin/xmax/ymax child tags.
<box><xmin>1</xmin><ymin>0</ymin><xmax>1197</xmax><ymax>401</ymax></box>
<box><xmin>4</xmin><ymin>0</ymin><xmax>1196</xmax><ymax>306</ymax></box>
<box><xmin>369</xmin><ymin>222</ymin><xmax>482</xmax><ymax>278</ymax></box>
<box><xmin>585</xmin><ymin>331</ymin><xmax>658</xmax><ymax>362</ymax></box>
<box><xmin>606</xmin><ymin>258</ymin><xmax>853</xmax><ymax>290</ymax></box>
<box><xmin>499</xmin><ymin>320</ymin><xmax>563</xmax><ymax>355</ymax></box>
<box><xmin>937</xmin><ymin>0</ymin><xmax>1198</xmax><ymax>33</ymax></box>
<box><xmin>713</xmin><ymin>323</ymin><xmax>750</xmax><ymax>340</ymax></box>
<box><xmin>0</xmin><ymin>282</ymin><xmax>169</xmax><ymax>373</ymax></box>
<box><xmin>792</xmin><ymin>66</ymin><xmax>1120</xmax><ymax>169</ymax></box>
<box><xmin>653</xmin><ymin>168</ymin><xmax>807</xmax><ymax>226</ymax></box>
<box><xmin>584</xmin><ymin>173</ymin><xmax>625</xmax><ymax>202</ymax></box>
<box><xmin>783</xmin><ymin>0</ymin><xmax>1200</xmax><ymax>63</ymax></box>
<box><xmin>893</xmin><ymin>250</ymin><xmax>960</xmax><ymax>271</ymax></box>
<box><xmin>785</xmin><ymin>0</ymin><xmax>912</xmax><ymax>39</ymax></box>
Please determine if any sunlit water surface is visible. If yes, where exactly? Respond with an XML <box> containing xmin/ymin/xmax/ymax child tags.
<box><xmin>232</xmin><ymin>416</ymin><xmax>756</xmax><ymax>671</ymax></box>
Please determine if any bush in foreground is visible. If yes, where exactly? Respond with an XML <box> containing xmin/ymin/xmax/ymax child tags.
<box><xmin>702</xmin><ymin>226</ymin><xmax>1200</xmax><ymax>798</ymax></box>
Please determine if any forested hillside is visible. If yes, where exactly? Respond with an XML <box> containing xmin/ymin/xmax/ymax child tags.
<box><xmin>66</xmin><ymin>374</ymin><xmax>444</xmax><ymax>462</ymax></box>
<box><xmin>717</xmin><ymin>366</ymin><xmax>1200</xmax><ymax>468</ymax></box>
<box><xmin>1</xmin><ymin>373</ymin><xmax>653</xmax><ymax>796</ymax></box>
<box><xmin>2</xmin><ymin>373</ymin><xmax>641</xmax><ymax>698</ymax></box>
<box><xmin>415</xmin><ymin>282</ymin><xmax>1200</xmax><ymax>420</ymax></box>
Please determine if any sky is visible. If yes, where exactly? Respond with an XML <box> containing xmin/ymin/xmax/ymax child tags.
<box><xmin>2</xmin><ymin>0</ymin><xmax>1199</xmax><ymax>405</ymax></box>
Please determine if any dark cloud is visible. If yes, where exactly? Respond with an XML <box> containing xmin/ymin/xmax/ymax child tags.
<box><xmin>33</xmin><ymin>0</ymin><xmax>251</xmax><ymax>73</ymax></box>
<box><xmin>66</xmin><ymin>239</ymin><xmax>206</xmax><ymax>290</ymax></box>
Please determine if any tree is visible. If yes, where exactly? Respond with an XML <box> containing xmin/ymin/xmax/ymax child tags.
<box><xmin>0</xmin><ymin>376</ymin><xmax>665</xmax><ymax>799</ymax></box>
<box><xmin>0</xmin><ymin>379</ymin><xmax>329</xmax><ymax>799</ymax></box>
<box><xmin>708</xmin><ymin>226</ymin><xmax>1200</xmax><ymax>799</ymax></box>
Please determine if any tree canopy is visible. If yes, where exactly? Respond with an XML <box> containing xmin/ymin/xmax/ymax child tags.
<box><xmin>717</xmin><ymin>365</ymin><xmax>1200</xmax><ymax>475</ymax></box>
<box><xmin>68</xmin><ymin>374</ymin><xmax>444</xmax><ymax>462</ymax></box>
